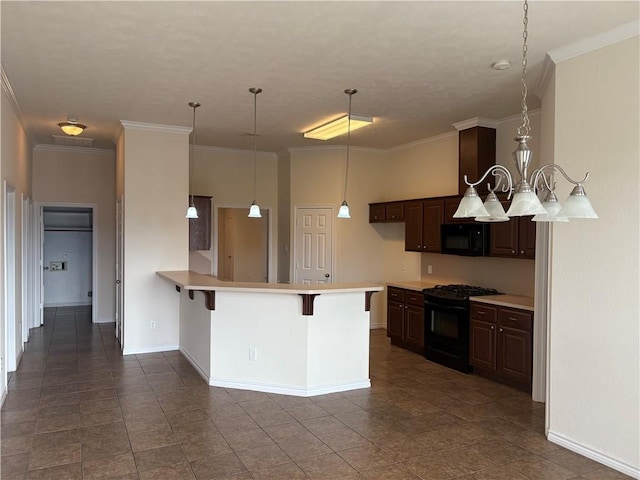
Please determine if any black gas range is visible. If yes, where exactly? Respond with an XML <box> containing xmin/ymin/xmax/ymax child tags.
<box><xmin>423</xmin><ymin>284</ymin><xmax>501</xmax><ymax>372</ymax></box>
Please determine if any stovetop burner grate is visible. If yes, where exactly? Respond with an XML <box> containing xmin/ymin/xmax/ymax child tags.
<box><xmin>423</xmin><ymin>284</ymin><xmax>501</xmax><ymax>302</ymax></box>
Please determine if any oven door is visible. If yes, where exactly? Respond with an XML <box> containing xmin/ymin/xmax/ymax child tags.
<box><xmin>424</xmin><ymin>300</ymin><xmax>471</xmax><ymax>372</ymax></box>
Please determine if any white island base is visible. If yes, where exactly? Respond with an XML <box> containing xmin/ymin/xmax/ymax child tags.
<box><xmin>158</xmin><ymin>271</ymin><xmax>383</xmax><ymax>397</ymax></box>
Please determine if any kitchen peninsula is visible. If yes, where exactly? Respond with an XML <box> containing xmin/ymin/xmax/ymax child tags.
<box><xmin>157</xmin><ymin>271</ymin><xmax>383</xmax><ymax>397</ymax></box>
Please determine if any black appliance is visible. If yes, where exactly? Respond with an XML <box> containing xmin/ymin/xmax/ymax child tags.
<box><xmin>423</xmin><ymin>284</ymin><xmax>500</xmax><ymax>373</ymax></box>
<box><xmin>441</xmin><ymin>223</ymin><xmax>490</xmax><ymax>257</ymax></box>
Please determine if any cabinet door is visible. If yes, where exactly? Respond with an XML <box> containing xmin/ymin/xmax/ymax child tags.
<box><xmin>404</xmin><ymin>305</ymin><xmax>424</xmax><ymax>349</ymax></box>
<box><xmin>387</xmin><ymin>301</ymin><xmax>405</xmax><ymax>340</ymax></box>
<box><xmin>189</xmin><ymin>196</ymin><xmax>212</xmax><ymax>251</ymax></box>
<box><xmin>518</xmin><ymin>216</ymin><xmax>536</xmax><ymax>258</ymax></box>
<box><xmin>385</xmin><ymin>202</ymin><xmax>405</xmax><ymax>222</ymax></box>
<box><xmin>369</xmin><ymin>203</ymin><xmax>386</xmax><ymax>223</ymax></box>
<box><xmin>422</xmin><ymin>199</ymin><xmax>443</xmax><ymax>253</ymax></box>
<box><xmin>469</xmin><ymin>320</ymin><xmax>496</xmax><ymax>371</ymax></box>
<box><xmin>497</xmin><ymin>326</ymin><xmax>532</xmax><ymax>386</ymax></box>
<box><xmin>404</xmin><ymin>201</ymin><xmax>424</xmax><ymax>252</ymax></box>
<box><xmin>490</xmin><ymin>202</ymin><xmax>518</xmax><ymax>257</ymax></box>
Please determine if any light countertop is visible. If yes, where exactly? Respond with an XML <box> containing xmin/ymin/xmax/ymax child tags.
<box><xmin>157</xmin><ymin>270</ymin><xmax>383</xmax><ymax>295</ymax></box>
<box><xmin>469</xmin><ymin>294</ymin><xmax>534</xmax><ymax>311</ymax></box>
<box><xmin>386</xmin><ymin>280</ymin><xmax>440</xmax><ymax>291</ymax></box>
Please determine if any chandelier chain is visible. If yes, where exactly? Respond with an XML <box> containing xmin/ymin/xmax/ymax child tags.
<box><xmin>517</xmin><ymin>0</ymin><xmax>531</xmax><ymax>137</ymax></box>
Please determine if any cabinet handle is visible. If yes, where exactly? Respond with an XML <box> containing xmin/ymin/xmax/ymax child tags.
<box><xmin>490</xmin><ymin>325</ymin><xmax>494</xmax><ymax>330</ymax></box>
<box><xmin>520</xmin><ymin>250</ymin><xmax>525</xmax><ymax>254</ymax></box>
<box><xmin>417</xmin><ymin>244</ymin><xmax>421</xmax><ymax>249</ymax></box>
<box><xmin>477</xmin><ymin>311</ymin><xmax>486</xmax><ymax>315</ymax></box>
<box><xmin>511</xmin><ymin>250</ymin><xmax>516</xmax><ymax>254</ymax></box>
<box><xmin>508</xmin><ymin>317</ymin><xmax>518</xmax><ymax>322</ymax></box>
<box><xmin>405</xmin><ymin>306</ymin><xmax>408</xmax><ymax>309</ymax></box>
<box><xmin>499</xmin><ymin>328</ymin><xmax>503</xmax><ymax>332</ymax></box>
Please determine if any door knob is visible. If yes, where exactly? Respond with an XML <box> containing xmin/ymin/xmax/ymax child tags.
<box><xmin>44</xmin><ymin>267</ymin><xmax>49</xmax><ymax>271</ymax></box>
<box><xmin>324</xmin><ymin>273</ymin><xmax>330</xmax><ymax>278</ymax></box>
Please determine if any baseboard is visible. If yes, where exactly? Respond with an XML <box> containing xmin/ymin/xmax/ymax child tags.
<box><xmin>547</xmin><ymin>431</ymin><xmax>640</xmax><ymax>479</ymax></box>
<box><xmin>179</xmin><ymin>347</ymin><xmax>210</xmax><ymax>384</ymax></box>
<box><xmin>209</xmin><ymin>378</ymin><xmax>371</xmax><ymax>397</ymax></box>
<box><xmin>370</xmin><ymin>323</ymin><xmax>385</xmax><ymax>330</ymax></box>
<box><xmin>122</xmin><ymin>344</ymin><xmax>179</xmax><ymax>356</ymax></box>
<box><xmin>95</xmin><ymin>318</ymin><xmax>116</xmax><ymax>324</ymax></box>
<box><xmin>0</xmin><ymin>385</ymin><xmax>7</xmax><ymax>408</ymax></box>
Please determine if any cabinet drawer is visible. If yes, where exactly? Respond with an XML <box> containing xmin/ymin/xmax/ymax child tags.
<box><xmin>498</xmin><ymin>308</ymin><xmax>532</xmax><ymax>331</ymax></box>
<box><xmin>387</xmin><ymin>287</ymin><xmax>405</xmax><ymax>303</ymax></box>
<box><xmin>470</xmin><ymin>303</ymin><xmax>497</xmax><ymax>323</ymax></box>
<box><xmin>405</xmin><ymin>290</ymin><xmax>424</xmax><ymax>307</ymax></box>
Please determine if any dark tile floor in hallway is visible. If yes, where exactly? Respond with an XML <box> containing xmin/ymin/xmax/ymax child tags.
<box><xmin>0</xmin><ymin>306</ymin><xmax>631</xmax><ymax>479</ymax></box>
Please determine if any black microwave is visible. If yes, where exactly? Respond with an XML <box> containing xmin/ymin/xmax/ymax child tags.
<box><xmin>440</xmin><ymin>223</ymin><xmax>490</xmax><ymax>256</ymax></box>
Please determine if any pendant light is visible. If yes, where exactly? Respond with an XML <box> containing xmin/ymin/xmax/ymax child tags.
<box><xmin>248</xmin><ymin>88</ymin><xmax>262</xmax><ymax>218</ymax></box>
<box><xmin>337</xmin><ymin>89</ymin><xmax>357</xmax><ymax>219</ymax></box>
<box><xmin>453</xmin><ymin>0</ymin><xmax>597</xmax><ymax>222</ymax></box>
<box><xmin>185</xmin><ymin>102</ymin><xmax>201</xmax><ymax>219</ymax></box>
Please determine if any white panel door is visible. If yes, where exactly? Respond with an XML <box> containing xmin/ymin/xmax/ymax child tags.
<box><xmin>294</xmin><ymin>207</ymin><xmax>333</xmax><ymax>285</ymax></box>
<box><xmin>115</xmin><ymin>196</ymin><xmax>124</xmax><ymax>346</ymax></box>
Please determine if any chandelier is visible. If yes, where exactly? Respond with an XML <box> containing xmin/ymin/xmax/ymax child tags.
<box><xmin>453</xmin><ymin>0</ymin><xmax>597</xmax><ymax>223</ymax></box>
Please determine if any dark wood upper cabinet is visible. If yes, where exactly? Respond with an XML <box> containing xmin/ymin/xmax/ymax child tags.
<box><xmin>422</xmin><ymin>199</ymin><xmax>443</xmax><ymax>252</ymax></box>
<box><xmin>518</xmin><ymin>216</ymin><xmax>536</xmax><ymax>259</ymax></box>
<box><xmin>369</xmin><ymin>201</ymin><xmax>405</xmax><ymax>223</ymax></box>
<box><xmin>189</xmin><ymin>195</ymin><xmax>212</xmax><ymax>251</ymax></box>
<box><xmin>490</xmin><ymin>201</ymin><xmax>536</xmax><ymax>259</ymax></box>
<box><xmin>458</xmin><ymin>126</ymin><xmax>496</xmax><ymax>196</ymax></box>
<box><xmin>404</xmin><ymin>201</ymin><xmax>424</xmax><ymax>252</ymax></box>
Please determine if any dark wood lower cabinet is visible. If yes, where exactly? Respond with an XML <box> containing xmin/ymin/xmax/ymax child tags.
<box><xmin>470</xmin><ymin>302</ymin><xmax>533</xmax><ymax>392</ymax></box>
<box><xmin>387</xmin><ymin>287</ymin><xmax>424</xmax><ymax>354</ymax></box>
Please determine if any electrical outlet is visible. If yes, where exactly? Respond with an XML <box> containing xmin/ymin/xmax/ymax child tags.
<box><xmin>249</xmin><ymin>347</ymin><xmax>257</xmax><ymax>361</ymax></box>
<box><xmin>149</xmin><ymin>321</ymin><xmax>156</xmax><ymax>330</ymax></box>
<box><xmin>427</xmin><ymin>265</ymin><xmax>433</xmax><ymax>274</ymax></box>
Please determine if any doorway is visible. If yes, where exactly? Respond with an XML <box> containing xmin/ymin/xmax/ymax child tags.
<box><xmin>3</xmin><ymin>183</ymin><xmax>17</xmax><ymax>380</ymax></box>
<box><xmin>217</xmin><ymin>207</ymin><xmax>268</xmax><ymax>282</ymax></box>
<box><xmin>41</xmin><ymin>206</ymin><xmax>95</xmax><ymax>320</ymax></box>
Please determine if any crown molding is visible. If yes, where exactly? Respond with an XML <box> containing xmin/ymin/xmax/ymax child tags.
<box><xmin>452</xmin><ymin>117</ymin><xmax>499</xmax><ymax>131</ymax></box>
<box><xmin>548</xmin><ymin>21</ymin><xmax>639</xmax><ymax>65</ymax></box>
<box><xmin>536</xmin><ymin>54</ymin><xmax>556</xmax><ymax>100</ymax></box>
<box><xmin>194</xmin><ymin>143</ymin><xmax>277</xmax><ymax>157</ymax></box>
<box><xmin>1</xmin><ymin>65</ymin><xmax>36</xmax><ymax>146</ymax></box>
<box><xmin>287</xmin><ymin>145</ymin><xmax>384</xmax><ymax>155</ymax></box>
<box><xmin>34</xmin><ymin>143</ymin><xmax>115</xmax><ymax>156</ymax></box>
<box><xmin>119</xmin><ymin>120</ymin><xmax>191</xmax><ymax>135</ymax></box>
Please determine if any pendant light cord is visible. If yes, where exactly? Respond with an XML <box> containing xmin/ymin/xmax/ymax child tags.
<box><xmin>190</xmin><ymin>104</ymin><xmax>196</xmax><ymax>206</ymax></box>
<box><xmin>253</xmin><ymin>89</ymin><xmax>258</xmax><ymax>201</ymax></box>
<box><xmin>343</xmin><ymin>89</ymin><xmax>355</xmax><ymax>202</ymax></box>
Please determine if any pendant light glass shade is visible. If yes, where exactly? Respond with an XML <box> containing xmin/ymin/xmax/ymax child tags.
<box><xmin>248</xmin><ymin>201</ymin><xmax>262</xmax><ymax>218</ymax></box>
<box><xmin>186</xmin><ymin>102</ymin><xmax>200</xmax><ymax>219</ymax></box>
<box><xmin>475</xmin><ymin>192</ymin><xmax>509</xmax><ymax>222</ymax></box>
<box><xmin>557</xmin><ymin>185</ymin><xmax>598</xmax><ymax>219</ymax></box>
<box><xmin>248</xmin><ymin>88</ymin><xmax>262</xmax><ymax>218</ymax></box>
<box><xmin>186</xmin><ymin>205</ymin><xmax>198</xmax><ymax>219</ymax></box>
<box><xmin>337</xmin><ymin>201</ymin><xmax>351</xmax><ymax>219</ymax></box>
<box><xmin>453</xmin><ymin>186</ymin><xmax>489</xmax><ymax>218</ymax></box>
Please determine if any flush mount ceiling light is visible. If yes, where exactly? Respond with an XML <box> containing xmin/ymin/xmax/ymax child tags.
<box><xmin>248</xmin><ymin>87</ymin><xmax>262</xmax><ymax>218</ymax></box>
<box><xmin>304</xmin><ymin>113</ymin><xmax>372</xmax><ymax>140</ymax></box>
<box><xmin>337</xmin><ymin>89</ymin><xmax>359</xmax><ymax>219</ymax></box>
<box><xmin>185</xmin><ymin>102</ymin><xmax>201</xmax><ymax>219</ymax></box>
<box><xmin>58</xmin><ymin>118</ymin><xmax>86</xmax><ymax>136</ymax></box>
<box><xmin>454</xmin><ymin>0</ymin><xmax>597</xmax><ymax>223</ymax></box>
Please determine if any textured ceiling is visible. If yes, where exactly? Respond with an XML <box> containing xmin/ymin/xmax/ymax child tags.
<box><xmin>1</xmin><ymin>1</ymin><xmax>638</xmax><ymax>152</ymax></box>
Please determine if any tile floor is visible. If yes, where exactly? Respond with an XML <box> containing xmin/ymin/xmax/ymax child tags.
<box><xmin>0</xmin><ymin>306</ymin><xmax>631</xmax><ymax>479</ymax></box>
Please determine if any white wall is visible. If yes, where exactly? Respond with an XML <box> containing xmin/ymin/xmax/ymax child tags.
<box><xmin>1</xmin><ymin>84</ymin><xmax>32</xmax><ymax>395</ymax></box>
<box><xmin>547</xmin><ymin>36</ymin><xmax>639</xmax><ymax>476</ymax></box>
<box><xmin>289</xmin><ymin>146</ymin><xmax>387</xmax><ymax>327</ymax></box>
<box><xmin>120</xmin><ymin>122</ymin><xmax>190</xmax><ymax>354</ymax></box>
<box><xmin>43</xmin><ymin>231</ymin><xmax>92</xmax><ymax>306</ymax></box>
<box><xmin>32</xmin><ymin>146</ymin><xmax>115</xmax><ymax>322</ymax></box>
<box><xmin>191</xmin><ymin>146</ymin><xmax>278</xmax><ymax>282</ymax></box>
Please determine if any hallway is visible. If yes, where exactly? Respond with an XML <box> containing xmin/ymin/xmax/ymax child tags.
<box><xmin>0</xmin><ymin>307</ymin><xmax>630</xmax><ymax>479</ymax></box>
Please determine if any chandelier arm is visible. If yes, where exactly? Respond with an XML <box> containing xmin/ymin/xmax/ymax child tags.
<box><xmin>531</xmin><ymin>164</ymin><xmax>591</xmax><ymax>191</ymax></box>
<box><xmin>464</xmin><ymin>165</ymin><xmax>514</xmax><ymax>199</ymax></box>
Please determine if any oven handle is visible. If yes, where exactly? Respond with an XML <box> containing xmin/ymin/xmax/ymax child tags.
<box><xmin>424</xmin><ymin>300</ymin><xmax>468</xmax><ymax>313</ymax></box>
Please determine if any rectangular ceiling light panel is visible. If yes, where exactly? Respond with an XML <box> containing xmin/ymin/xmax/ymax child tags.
<box><xmin>304</xmin><ymin>114</ymin><xmax>373</xmax><ymax>140</ymax></box>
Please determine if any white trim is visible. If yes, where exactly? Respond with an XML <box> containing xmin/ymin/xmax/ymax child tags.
<box><xmin>547</xmin><ymin>431</ymin><xmax>640</xmax><ymax>479</ymax></box>
<box><xmin>452</xmin><ymin>117</ymin><xmax>499</xmax><ymax>131</ymax></box>
<box><xmin>386</xmin><ymin>131</ymin><xmax>457</xmax><ymax>152</ymax></box>
<box><xmin>532</xmin><ymin>222</ymin><xmax>550</xmax><ymax>403</ymax></box>
<box><xmin>33</xmin><ymin>144</ymin><xmax>114</xmax><ymax>156</ymax></box>
<box><xmin>209</xmin><ymin>378</ymin><xmax>371</xmax><ymax>398</ymax></box>
<box><xmin>0</xmin><ymin>386</ymin><xmax>6</xmax><ymax>408</ymax></box>
<box><xmin>95</xmin><ymin>317</ymin><xmax>115</xmax><ymax>324</ymax></box>
<box><xmin>1</xmin><ymin>67</ymin><xmax>35</xmax><ymax>145</ymax></box>
<box><xmin>179</xmin><ymin>347</ymin><xmax>210</xmax><ymax>384</ymax></box>
<box><xmin>119</xmin><ymin>120</ymin><xmax>191</xmax><ymax>135</ymax></box>
<box><xmin>548</xmin><ymin>21</ymin><xmax>639</xmax><ymax>65</ymax></box>
<box><xmin>370</xmin><ymin>322</ymin><xmax>385</xmax><ymax>330</ymax></box>
<box><xmin>122</xmin><ymin>344</ymin><xmax>179</xmax><ymax>356</ymax></box>
<box><xmin>536</xmin><ymin>54</ymin><xmax>556</xmax><ymax>100</ymax></box>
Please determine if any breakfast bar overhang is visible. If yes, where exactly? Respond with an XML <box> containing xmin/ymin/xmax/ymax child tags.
<box><xmin>157</xmin><ymin>271</ymin><xmax>383</xmax><ymax>397</ymax></box>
